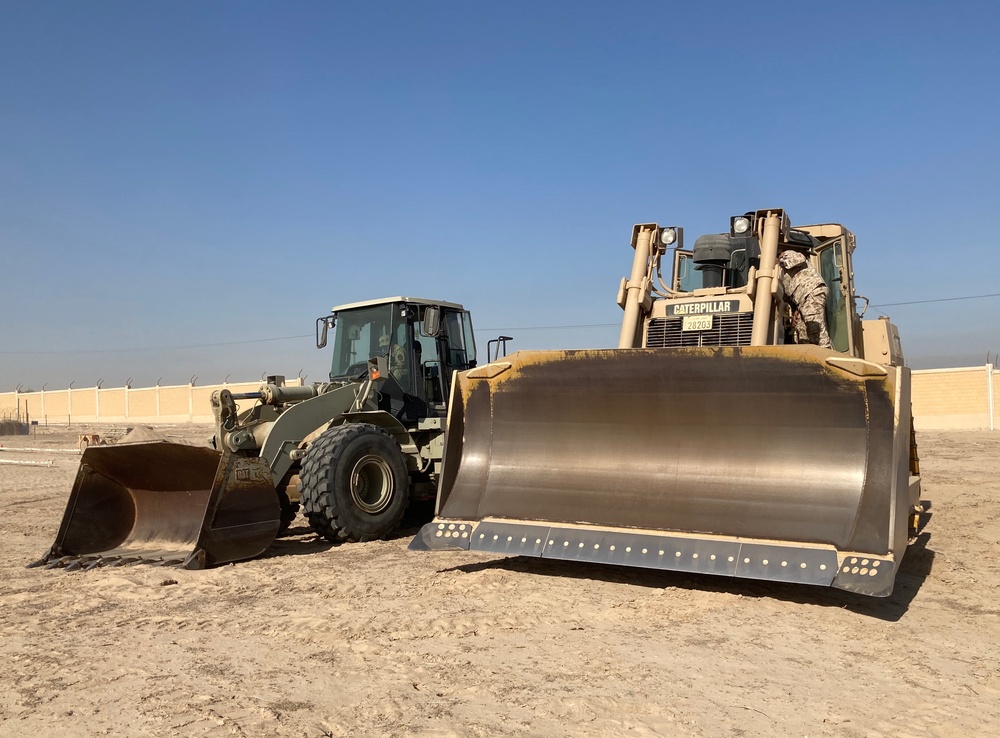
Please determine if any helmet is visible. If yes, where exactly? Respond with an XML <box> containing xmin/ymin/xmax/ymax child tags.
<box><xmin>778</xmin><ymin>250</ymin><xmax>807</xmax><ymax>269</ymax></box>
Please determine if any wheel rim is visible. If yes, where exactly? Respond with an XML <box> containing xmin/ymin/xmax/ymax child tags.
<box><xmin>349</xmin><ymin>454</ymin><xmax>394</xmax><ymax>514</ymax></box>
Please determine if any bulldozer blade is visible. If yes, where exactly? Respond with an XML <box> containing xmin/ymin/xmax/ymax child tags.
<box><xmin>33</xmin><ymin>442</ymin><xmax>281</xmax><ymax>571</ymax></box>
<box><xmin>411</xmin><ymin>347</ymin><xmax>918</xmax><ymax>598</ymax></box>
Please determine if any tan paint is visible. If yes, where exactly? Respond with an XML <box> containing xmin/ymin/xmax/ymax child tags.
<box><xmin>618</xmin><ymin>224</ymin><xmax>655</xmax><ymax>348</ymax></box>
<box><xmin>750</xmin><ymin>210</ymin><xmax>782</xmax><ymax>345</ymax></box>
<box><xmin>422</xmin><ymin>209</ymin><xmax>921</xmax><ymax>597</ymax></box>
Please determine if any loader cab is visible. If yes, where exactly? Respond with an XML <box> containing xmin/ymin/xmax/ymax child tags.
<box><xmin>326</xmin><ymin>297</ymin><xmax>476</xmax><ymax>422</ymax></box>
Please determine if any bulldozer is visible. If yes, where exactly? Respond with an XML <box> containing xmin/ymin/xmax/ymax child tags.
<box><xmin>411</xmin><ymin>208</ymin><xmax>923</xmax><ymax>597</ymax></box>
<box><xmin>31</xmin><ymin>297</ymin><xmax>482</xmax><ymax>570</ymax></box>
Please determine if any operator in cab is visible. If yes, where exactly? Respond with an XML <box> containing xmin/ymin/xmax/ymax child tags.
<box><xmin>778</xmin><ymin>250</ymin><xmax>832</xmax><ymax>348</ymax></box>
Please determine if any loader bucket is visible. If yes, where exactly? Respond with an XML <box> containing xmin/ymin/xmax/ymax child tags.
<box><xmin>411</xmin><ymin>346</ymin><xmax>920</xmax><ymax>597</ymax></box>
<box><xmin>30</xmin><ymin>442</ymin><xmax>281</xmax><ymax>571</ymax></box>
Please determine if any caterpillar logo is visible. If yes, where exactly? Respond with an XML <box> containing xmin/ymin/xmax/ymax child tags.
<box><xmin>667</xmin><ymin>300</ymin><xmax>736</xmax><ymax>316</ymax></box>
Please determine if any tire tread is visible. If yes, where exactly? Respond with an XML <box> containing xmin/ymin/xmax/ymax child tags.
<box><xmin>300</xmin><ymin>423</ymin><xmax>409</xmax><ymax>542</ymax></box>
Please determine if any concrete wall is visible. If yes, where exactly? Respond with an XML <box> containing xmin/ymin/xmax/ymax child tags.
<box><xmin>1</xmin><ymin>367</ymin><xmax>995</xmax><ymax>430</ymax></box>
<box><xmin>0</xmin><ymin>378</ymin><xmax>305</xmax><ymax>426</ymax></box>
<box><xmin>911</xmin><ymin>365</ymin><xmax>997</xmax><ymax>431</ymax></box>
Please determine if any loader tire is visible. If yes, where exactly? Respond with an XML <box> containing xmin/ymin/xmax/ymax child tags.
<box><xmin>299</xmin><ymin>423</ymin><xmax>410</xmax><ymax>543</ymax></box>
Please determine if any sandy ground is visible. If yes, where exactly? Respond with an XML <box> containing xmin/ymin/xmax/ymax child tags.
<box><xmin>1</xmin><ymin>424</ymin><xmax>998</xmax><ymax>737</ymax></box>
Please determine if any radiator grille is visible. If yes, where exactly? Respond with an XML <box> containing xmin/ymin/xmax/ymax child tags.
<box><xmin>646</xmin><ymin>313</ymin><xmax>755</xmax><ymax>348</ymax></box>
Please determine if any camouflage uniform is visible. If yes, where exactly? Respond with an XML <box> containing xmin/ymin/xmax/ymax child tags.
<box><xmin>389</xmin><ymin>343</ymin><xmax>409</xmax><ymax>384</ymax></box>
<box><xmin>778</xmin><ymin>250</ymin><xmax>832</xmax><ymax>349</ymax></box>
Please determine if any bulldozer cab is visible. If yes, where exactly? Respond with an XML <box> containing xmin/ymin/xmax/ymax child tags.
<box><xmin>669</xmin><ymin>217</ymin><xmax>860</xmax><ymax>354</ymax></box>
<box><xmin>328</xmin><ymin>297</ymin><xmax>477</xmax><ymax>421</ymax></box>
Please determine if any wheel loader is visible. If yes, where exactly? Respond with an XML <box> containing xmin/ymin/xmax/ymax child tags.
<box><xmin>31</xmin><ymin>297</ymin><xmax>483</xmax><ymax>571</ymax></box>
<box><xmin>411</xmin><ymin>208</ymin><xmax>923</xmax><ymax>597</ymax></box>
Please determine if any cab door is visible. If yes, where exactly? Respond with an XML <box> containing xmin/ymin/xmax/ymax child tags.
<box><xmin>815</xmin><ymin>236</ymin><xmax>856</xmax><ymax>354</ymax></box>
<box><xmin>413</xmin><ymin>306</ymin><xmax>477</xmax><ymax>416</ymax></box>
<box><xmin>414</xmin><ymin>309</ymin><xmax>447</xmax><ymax>416</ymax></box>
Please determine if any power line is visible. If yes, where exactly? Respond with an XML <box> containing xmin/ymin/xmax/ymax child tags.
<box><xmin>484</xmin><ymin>292</ymin><xmax>1000</xmax><ymax>329</ymax></box>
<box><xmin>0</xmin><ymin>334</ymin><xmax>313</xmax><ymax>355</ymax></box>
<box><xmin>4</xmin><ymin>291</ymin><xmax>998</xmax><ymax>355</ymax></box>
<box><xmin>478</xmin><ymin>322</ymin><xmax>617</xmax><ymax>332</ymax></box>
<box><xmin>872</xmin><ymin>292</ymin><xmax>1000</xmax><ymax>307</ymax></box>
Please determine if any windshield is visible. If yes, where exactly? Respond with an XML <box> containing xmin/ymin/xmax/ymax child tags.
<box><xmin>672</xmin><ymin>248</ymin><xmax>754</xmax><ymax>292</ymax></box>
<box><xmin>330</xmin><ymin>304</ymin><xmax>399</xmax><ymax>379</ymax></box>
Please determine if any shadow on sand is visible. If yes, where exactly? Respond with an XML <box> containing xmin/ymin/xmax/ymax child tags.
<box><xmin>258</xmin><ymin>502</ymin><xmax>435</xmax><ymax>561</ymax></box>
<box><xmin>439</xmin><ymin>525</ymin><xmax>935</xmax><ymax>623</ymax></box>
<box><xmin>258</xmin><ymin>503</ymin><xmax>935</xmax><ymax>623</ymax></box>
<box><xmin>258</xmin><ymin>524</ymin><xmax>336</xmax><ymax>560</ymax></box>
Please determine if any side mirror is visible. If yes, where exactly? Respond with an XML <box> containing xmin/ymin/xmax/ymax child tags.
<box><xmin>316</xmin><ymin>315</ymin><xmax>334</xmax><ymax>349</ymax></box>
<box><xmin>421</xmin><ymin>306</ymin><xmax>442</xmax><ymax>337</ymax></box>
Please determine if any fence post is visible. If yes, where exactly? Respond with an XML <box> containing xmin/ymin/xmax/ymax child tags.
<box><xmin>988</xmin><ymin>364</ymin><xmax>995</xmax><ymax>432</ymax></box>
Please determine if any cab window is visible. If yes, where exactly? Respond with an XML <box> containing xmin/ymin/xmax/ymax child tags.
<box><xmin>672</xmin><ymin>251</ymin><xmax>703</xmax><ymax>292</ymax></box>
<box><xmin>330</xmin><ymin>304</ymin><xmax>395</xmax><ymax>379</ymax></box>
<box><xmin>818</xmin><ymin>240</ymin><xmax>850</xmax><ymax>353</ymax></box>
<box><xmin>443</xmin><ymin>310</ymin><xmax>476</xmax><ymax>370</ymax></box>
<box><xmin>672</xmin><ymin>250</ymin><xmax>753</xmax><ymax>291</ymax></box>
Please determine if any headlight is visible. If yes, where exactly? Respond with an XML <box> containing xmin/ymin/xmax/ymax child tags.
<box><xmin>732</xmin><ymin>216</ymin><xmax>750</xmax><ymax>235</ymax></box>
<box><xmin>659</xmin><ymin>227</ymin><xmax>677</xmax><ymax>246</ymax></box>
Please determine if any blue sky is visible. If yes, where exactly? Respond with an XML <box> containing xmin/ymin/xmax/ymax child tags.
<box><xmin>2</xmin><ymin>1</ymin><xmax>998</xmax><ymax>390</ymax></box>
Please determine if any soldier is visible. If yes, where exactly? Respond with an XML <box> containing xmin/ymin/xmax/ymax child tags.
<box><xmin>389</xmin><ymin>343</ymin><xmax>408</xmax><ymax>384</ymax></box>
<box><xmin>778</xmin><ymin>250</ymin><xmax>832</xmax><ymax>348</ymax></box>
<box><xmin>378</xmin><ymin>331</ymin><xmax>410</xmax><ymax>385</ymax></box>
